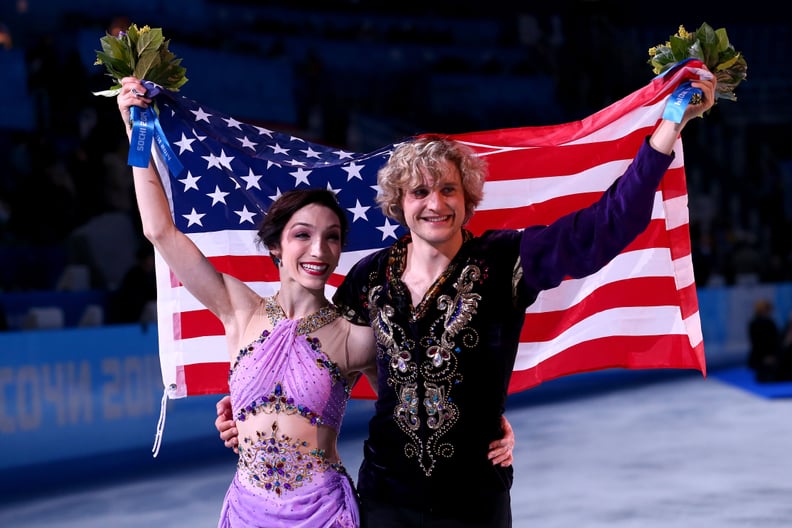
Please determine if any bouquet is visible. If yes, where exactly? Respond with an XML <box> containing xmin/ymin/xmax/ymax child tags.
<box><xmin>93</xmin><ymin>23</ymin><xmax>188</xmax><ymax>98</ymax></box>
<box><xmin>92</xmin><ymin>23</ymin><xmax>187</xmax><ymax>172</ymax></box>
<box><xmin>648</xmin><ymin>22</ymin><xmax>747</xmax><ymax>102</ymax></box>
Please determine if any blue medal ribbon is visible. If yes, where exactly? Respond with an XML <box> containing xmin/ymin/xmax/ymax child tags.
<box><xmin>151</xmin><ymin>109</ymin><xmax>184</xmax><ymax>176</ymax></box>
<box><xmin>126</xmin><ymin>81</ymin><xmax>184</xmax><ymax>176</ymax></box>
<box><xmin>655</xmin><ymin>58</ymin><xmax>703</xmax><ymax>124</ymax></box>
<box><xmin>662</xmin><ymin>81</ymin><xmax>702</xmax><ymax>123</ymax></box>
<box><xmin>127</xmin><ymin>105</ymin><xmax>155</xmax><ymax>168</ymax></box>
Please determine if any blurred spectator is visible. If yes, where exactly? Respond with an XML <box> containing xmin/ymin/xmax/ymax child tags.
<box><xmin>108</xmin><ymin>15</ymin><xmax>131</xmax><ymax>37</ymax></box>
<box><xmin>292</xmin><ymin>48</ymin><xmax>326</xmax><ymax>138</ymax></box>
<box><xmin>25</xmin><ymin>30</ymin><xmax>57</xmax><ymax>131</ymax></box>
<box><xmin>65</xmin><ymin>210</ymin><xmax>139</xmax><ymax>291</ymax></box>
<box><xmin>691</xmin><ymin>224</ymin><xmax>716</xmax><ymax>286</ymax></box>
<box><xmin>101</xmin><ymin>133</ymin><xmax>135</xmax><ymax>214</ymax></box>
<box><xmin>779</xmin><ymin>312</ymin><xmax>792</xmax><ymax>382</ymax></box>
<box><xmin>0</xmin><ymin>21</ymin><xmax>13</xmax><ymax>50</ymax></box>
<box><xmin>106</xmin><ymin>243</ymin><xmax>156</xmax><ymax>324</ymax></box>
<box><xmin>8</xmin><ymin>134</ymin><xmax>80</xmax><ymax>245</ymax></box>
<box><xmin>0</xmin><ymin>302</ymin><xmax>8</xmax><ymax>331</ymax></box>
<box><xmin>747</xmin><ymin>299</ymin><xmax>781</xmax><ymax>383</ymax></box>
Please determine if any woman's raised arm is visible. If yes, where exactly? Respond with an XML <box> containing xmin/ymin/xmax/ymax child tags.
<box><xmin>117</xmin><ymin>77</ymin><xmax>256</xmax><ymax>332</ymax></box>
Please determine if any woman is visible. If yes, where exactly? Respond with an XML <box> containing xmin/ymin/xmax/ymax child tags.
<box><xmin>118</xmin><ymin>78</ymin><xmax>376</xmax><ymax>527</ymax></box>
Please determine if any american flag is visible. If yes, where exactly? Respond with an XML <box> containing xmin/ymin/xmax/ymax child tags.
<box><xmin>149</xmin><ymin>60</ymin><xmax>707</xmax><ymax>403</ymax></box>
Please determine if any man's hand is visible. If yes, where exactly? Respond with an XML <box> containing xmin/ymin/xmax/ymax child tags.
<box><xmin>650</xmin><ymin>68</ymin><xmax>717</xmax><ymax>155</ymax></box>
<box><xmin>215</xmin><ymin>395</ymin><xmax>239</xmax><ymax>454</ymax></box>
<box><xmin>488</xmin><ymin>415</ymin><xmax>515</xmax><ymax>467</ymax></box>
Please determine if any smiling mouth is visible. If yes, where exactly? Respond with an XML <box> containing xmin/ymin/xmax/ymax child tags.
<box><xmin>423</xmin><ymin>214</ymin><xmax>452</xmax><ymax>223</ymax></box>
<box><xmin>301</xmin><ymin>263</ymin><xmax>329</xmax><ymax>274</ymax></box>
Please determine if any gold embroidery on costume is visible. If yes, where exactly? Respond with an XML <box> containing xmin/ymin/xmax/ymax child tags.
<box><xmin>395</xmin><ymin>382</ymin><xmax>419</xmax><ymax>431</ymax></box>
<box><xmin>264</xmin><ymin>295</ymin><xmax>340</xmax><ymax>335</ymax></box>
<box><xmin>371</xmin><ymin>258</ymin><xmax>483</xmax><ymax>476</ymax></box>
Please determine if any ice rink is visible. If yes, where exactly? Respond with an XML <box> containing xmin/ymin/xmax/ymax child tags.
<box><xmin>2</xmin><ymin>369</ymin><xmax>791</xmax><ymax>528</ymax></box>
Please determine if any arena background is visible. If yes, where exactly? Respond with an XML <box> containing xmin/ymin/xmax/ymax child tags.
<box><xmin>1</xmin><ymin>2</ymin><xmax>791</xmax><ymax>526</ymax></box>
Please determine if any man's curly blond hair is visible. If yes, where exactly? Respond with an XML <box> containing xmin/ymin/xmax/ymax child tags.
<box><xmin>375</xmin><ymin>135</ymin><xmax>487</xmax><ymax>226</ymax></box>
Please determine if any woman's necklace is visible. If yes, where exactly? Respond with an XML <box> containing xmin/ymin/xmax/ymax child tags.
<box><xmin>265</xmin><ymin>293</ymin><xmax>340</xmax><ymax>335</ymax></box>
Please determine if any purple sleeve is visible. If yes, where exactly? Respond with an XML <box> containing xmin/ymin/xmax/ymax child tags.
<box><xmin>519</xmin><ymin>138</ymin><xmax>674</xmax><ymax>292</ymax></box>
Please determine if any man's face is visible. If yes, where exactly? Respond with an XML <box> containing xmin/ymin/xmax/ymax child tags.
<box><xmin>401</xmin><ymin>159</ymin><xmax>466</xmax><ymax>249</ymax></box>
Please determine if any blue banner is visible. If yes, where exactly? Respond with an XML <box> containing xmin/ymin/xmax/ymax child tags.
<box><xmin>0</xmin><ymin>325</ymin><xmax>221</xmax><ymax>471</ymax></box>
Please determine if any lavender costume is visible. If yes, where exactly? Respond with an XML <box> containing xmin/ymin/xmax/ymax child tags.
<box><xmin>218</xmin><ymin>299</ymin><xmax>359</xmax><ymax>528</ymax></box>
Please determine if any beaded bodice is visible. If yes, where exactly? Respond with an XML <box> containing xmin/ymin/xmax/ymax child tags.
<box><xmin>229</xmin><ymin>296</ymin><xmax>350</xmax><ymax>432</ymax></box>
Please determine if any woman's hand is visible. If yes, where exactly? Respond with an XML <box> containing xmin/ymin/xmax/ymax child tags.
<box><xmin>117</xmin><ymin>76</ymin><xmax>153</xmax><ymax>131</ymax></box>
<box><xmin>488</xmin><ymin>414</ymin><xmax>515</xmax><ymax>467</ymax></box>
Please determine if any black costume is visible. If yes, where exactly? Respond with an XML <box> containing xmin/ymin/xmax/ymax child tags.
<box><xmin>334</xmin><ymin>141</ymin><xmax>673</xmax><ymax>526</ymax></box>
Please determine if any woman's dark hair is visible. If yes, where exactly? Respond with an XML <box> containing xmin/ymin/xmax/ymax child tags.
<box><xmin>256</xmin><ymin>189</ymin><xmax>349</xmax><ymax>252</ymax></box>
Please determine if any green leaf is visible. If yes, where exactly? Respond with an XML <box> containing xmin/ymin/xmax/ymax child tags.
<box><xmin>126</xmin><ymin>24</ymin><xmax>140</xmax><ymax>44</ymax></box>
<box><xmin>694</xmin><ymin>22</ymin><xmax>716</xmax><ymax>44</ymax></box>
<box><xmin>697</xmin><ymin>25</ymin><xmax>720</xmax><ymax>66</ymax></box>
<box><xmin>94</xmin><ymin>50</ymin><xmax>133</xmax><ymax>77</ymax></box>
<box><xmin>687</xmin><ymin>41</ymin><xmax>705</xmax><ymax>62</ymax></box>
<box><xmin>134</xmin><ymin>49</ymin><xmax>159</xmax><ymax>79</ymax></box>
<box><xmin>715</xmin><ymin>27</ymin><xmax>730</xmax><ymax>54</ymax></box>
<box><xmin>717</xmin><ymin>53</ymin><xmax>741</xmax><ymax>72</ymax></box>
<box><xmin>103</xmin><ymin>35</ymin><xmax>128</xmax><ymax>60</ymax></box>
<box><xmin>669</xmin><ymin>36</ymin><xmax>690</xmax><ymax>62</ymax></box>
<box><xmin>137</xmin><ymin>28</ymin><xmax>164</xmax><ymax>56</ymax></box>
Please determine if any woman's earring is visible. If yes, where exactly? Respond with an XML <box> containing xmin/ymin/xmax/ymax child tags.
<box><xmin>273</xmin><ymin>257</ymin><xmax>281</xmax><ymax>267</ymax></box>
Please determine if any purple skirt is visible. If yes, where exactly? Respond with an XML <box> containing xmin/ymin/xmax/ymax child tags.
<box><xmin>218</xmin><ymin>463</ymin><xmax>359</xmax><ymax>528</ymax></box>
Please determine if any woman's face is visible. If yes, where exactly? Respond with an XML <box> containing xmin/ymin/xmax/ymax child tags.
<box><xmin>272</xmin><ymin>203</ymin><xmax>343</xmax><ymax>292</ymax></box>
